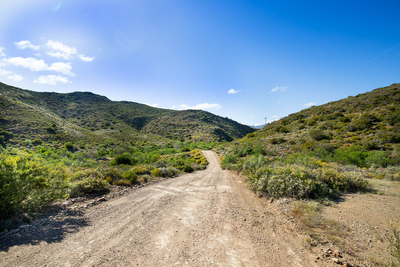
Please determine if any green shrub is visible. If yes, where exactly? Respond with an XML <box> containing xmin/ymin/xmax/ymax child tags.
<box><xmin>183</xmin><ymin>165</ymin><xmax>194</xmax><ymax>173</ymax></box>
<box><xmin>122</xmin><ymin>170</ymin><xmax>138</xmax><ymax>183</ymax></box>
<box><xmin>340</xmin><ymin>116</ymin><xmax>351</xmax><ymax>123</ymax></box>
<box><xmin>70</xmin><ymin>176</ymin><xmax>110</xmax><ymax>196</ymax></box>
<box><xmin>386</xmin><ymin>110</ymin><xmax>400</xmax><ymax>126</ymax></box>
<box><xmin>249</xmin><ymin>163</ymin><xmax>368</xmax><ymax>199</ymax></box>
<box><xmin>275</xmin><ymin>126</ymin><xmax>289</xmax><ymax>133</ymax></box>
<box><xmin>131</xmin><ymin>164</ymin><xmax>154</xmax><ymax>175</ymax></box>
<box><xmin>269</xmin><ymin>137</ymin><xmax>285</xmax><ymax>144</ymax></box>
<box><xmin>65</xmin><ymin>142</ymin><xmax>74</xmax><ymax>150</ymax></box>
<box><xmin>110</xmin><ymin>154</ymin><xmax>135</xmax><ymax>166</ymax></box>
<box><xmin>115</xmin><ymin>180</ymin><xmax>131</xmax><ymax>186</ymax></box>
<box><xmin>379</xmin><ymin>132</ymin><xmax>400</xmax><ymax>144</ymax></box>
<box><xmin>365</xmin><ymin>151</ymin><xmax>390</xmax><ymax>168</ymax></box>
<box><xmin>158</xmin><ymin>167</ymin><xmax>179</xmax><ymax>177</ymax></box>
<box><xmin>243</xmin><ymin>155</ymin><xmax>268</xmax><ymax>177</ymax></box>
<box><xmin>309</xmin><ymin>129</ymin><xmax>330</xmax><ymax>141</ymax></box>
<box><xmin>333</xmin><ymin>146</ymin><xmax>368</xmax><ymax>167</ymax></box>
<box><xmin>221</xmin><ymin>153</ymin><xmax>239</xmax><ymax>169</ymax></box>
<box><xmin>362</xmin><ymin>141</ymin><xmax>379</xmax><ymax>150</ymax></box>
<box><xmin>0</xmin><ymin>151</ymin><xmax>69</xmax><ymax>216</ymax></box>
<box><xmin>307</xmin><ymin>117</ymin><xmax>319</xmax><ymax>126</ymax></box>
<box><xmin>32</xmin><ymin>138</ymin><xmax>43</xmax><ymax>145</ymax></box>
<box><xmin>98</xmin><ymin>167</ymin><xmax>122</xmax><ymax>182</ymax></box>
<box><xmin>151</xmin><ymin>168</ymin><xmax>162</xmax><ymax>177</ymax></box>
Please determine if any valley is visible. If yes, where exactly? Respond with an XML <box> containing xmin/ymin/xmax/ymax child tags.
<box><xmin>1</xmin><ymin>83</ymin><xmax>400</xmax><ymax>266</ymax></box>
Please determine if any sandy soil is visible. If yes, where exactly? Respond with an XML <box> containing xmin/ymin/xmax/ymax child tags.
<box><xmin>0</xmin><ymin>151</ymin><xmax>319</xmax><ymax>267</ymax></box>
<box><xmin>321</xmin><ymin>192</ymin><xmax>400</xmax><ymax>266</ymax></box>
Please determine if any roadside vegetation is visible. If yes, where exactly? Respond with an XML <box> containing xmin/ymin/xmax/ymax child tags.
<box><xmin>216</xmin><ymin>84</ymin><xmax>400</xmax><ymax>265</ymax></box>
<box><xmin>0</xmin><ymin>140</ymin><xmax>210</xmax><ymax>219</ymax></box>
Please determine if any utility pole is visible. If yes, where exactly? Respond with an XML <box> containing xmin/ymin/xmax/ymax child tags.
<box><xmin>264</xmin><ymin>117</ymin><xmax>267</xmax><ymax>126</ymax></box>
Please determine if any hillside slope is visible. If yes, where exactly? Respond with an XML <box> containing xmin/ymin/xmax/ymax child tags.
<box><xmin>0</xmin><ymin>82</ymin><xmax>254</xmax><ymax>145</ymax></box>
<box><xmin>224</xmin><ymin>83</ymin><xmax>400</xmax><ymax>166</ymax></box>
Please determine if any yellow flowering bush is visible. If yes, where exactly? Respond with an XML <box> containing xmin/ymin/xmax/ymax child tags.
<box><xmin>0</xmin><ymin>151</ymin><xmax>70</xmax><ymax>217</ymax></box>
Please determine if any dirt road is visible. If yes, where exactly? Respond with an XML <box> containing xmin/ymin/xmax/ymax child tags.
<box><xmin>0</xmin><ymin>151</ymin><xmax>318</xmax><ymax>266</ymax></box>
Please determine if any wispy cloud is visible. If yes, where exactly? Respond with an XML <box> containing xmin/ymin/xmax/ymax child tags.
<box><xmin>15</xmin><ymin>40</ymin><xmax>40</xmax><ymax>50</ymax></box>
<box><xmin>0</xmin><ymin>69</ymin><xmax>23</xmax><ymax>81</ymax></box>
<box><xmin>228</xmin><ymin>88</ymin><xmax>240</xmax><ymax>94</ymax></box>
<box><xmin>3</xmin><ymin>57</ymin><xmax>74</xmax><ymax>76</ymax></box>
<box><xmin>46</xmin><ymin>40</ymin><xmax>77</xmax><ymax>60</ymax></box>
<box><xmin>33</xmin><ymin>75</ymin><xmax>71</xmax><ymax>85</ymax></box>
<box><xmin>270</xmin><ymin>86</ymin><xmax>287</xmax><ymax>93</ymax></box>
<box><xmin>0</xmin><ymin>47</ymin><xmax>6</xmax><ymax>57</ymax></box>
<box><xmin>303</xmin><ymin>102</ymin><xmax>316</xmax><ymax>107</ymax></box>
<box><xmin>78</xmin><ymin>54</ymin><xmax>95</xmax><ymax>62</ymax></box>
<box><xmin>180</xmin><ymin>103</ymin><xmax>222</xmax><ymax>110</ymax></box>
<box><xmin>145</xmin><ymin>103</ymin><xmax>159</xmax><ymax>108</ymax></box>
<box><xmin>271</xmin><ymin>115</ymin><xmax>279</xmax><ymax>119</ymax></box>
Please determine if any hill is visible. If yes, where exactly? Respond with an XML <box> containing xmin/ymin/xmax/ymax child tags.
<box><xmin>0</xmin><ymin>82</ymin><xmax>254</xmax><ymax>146</ymax></box>
<box><xmin>220</xmin><ymin>83</ymin><xmax>400</xmax><ymax>168</ymax></box>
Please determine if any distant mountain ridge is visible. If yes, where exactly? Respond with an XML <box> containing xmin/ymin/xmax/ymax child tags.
<box><xmin>0</xmin><ymin>82</ymin><xmax>255</xmax><ymax>144</ymax></box>
<box><xmin>248</xmin><ymin>124</ymin><xmax>266</xmax><ymax>130</ymax></box>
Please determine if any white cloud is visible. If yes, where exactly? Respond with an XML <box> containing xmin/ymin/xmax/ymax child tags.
<box><xmin>0</xmin><ymin>47</ymin><xmax>5</xmax><ymax>57</ymax></box>
<box><xmin>78</xmin><ymin>54</ymin><xmax>95</xmax><ymax>62</ymax></box>
<box><xmin>270</xmin><ymin>86</ymin><xmax>288</xmax><ymax>93</ymax></box>
<box><xmin>33</xmin><ymin>75</ymin><xmax>71</xmax><ymax>85</ymax></box>
<box><xmin>48</xmin><ymin>62</ymin><xmax>74</xmax><ymax>76</ymax></box>
<box><xmin>303</xmin><ymin>102</ymin><xmax>316</xmax><ymax>107</ymax></box>
<box><xmin>0</xmin><ymin>69</ymin><xmax>23</xmax><ymax>81</ymax></box>
<box><xmin>46</xmin><ymin>40</ymin><xmax>77</xmax><ymax>60</ymax></box>
<box><xmin>145</xmin><ymin>103</ymin><xmax>159</xmax><ymax>108</ymax></box>
<box><xmin>0</xmin><ymin>69</ymin><xmax>11</xmax><ymax>75</ymax></box>
<box><xmin>3</xmin><ymin>57</ymin><xmax>74</xmax><ymax>76</ymax></box>
<box><xmin>271</xmin><ymin>115</ymin><xmax>279</xmax><ymax>119</ymax></box>
<box><xmin>8</xmin><ymin>73</ymin><xmax>23</xmax><ymax>81</ymax></box>
<box><xmin>228</xmin><ymin>89</ymin><xmax>240</xmax><ymax>94</ymax></box>
<box><xmin>3</xmin><ymin>57</ymin><xmax>48</xmax><ymax>71</ymax></box>
<box><xmin>180</xmin><ymin>103</ymin><xmax>222</xmax><ymax>110</ymax></box>
<box><xmin>15</xmin><ymin>40</ymin><xmax>40</xmax><ymax>50</ymax></box>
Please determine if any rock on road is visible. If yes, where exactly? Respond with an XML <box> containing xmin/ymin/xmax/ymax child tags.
<box><xmin>1</xmin><ymin>151</ymin><xmax>318</xmax><ymax>266</ymax></box>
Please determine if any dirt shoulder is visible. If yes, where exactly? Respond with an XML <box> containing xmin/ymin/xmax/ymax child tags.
<box><xmin>1</xmin><ymin>151</ymin><xmax>321</xmax><ymax>267</ymax></box>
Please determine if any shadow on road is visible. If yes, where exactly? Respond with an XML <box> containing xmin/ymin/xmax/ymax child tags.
<box><xmin>0</xmin><ymin>210</ymin><xmax>90</xmax><ymax>252</ymax></box>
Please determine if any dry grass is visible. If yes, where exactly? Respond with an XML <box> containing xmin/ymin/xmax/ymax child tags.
<box><xmin>291</xmin><ymin>200</ymin><xmax>349</xmax><ymax>249</ymax></box>
<box><xmin>368</xmin><ymin>178</ymin><xmax>400</xmax><ymax>197</ymax></box>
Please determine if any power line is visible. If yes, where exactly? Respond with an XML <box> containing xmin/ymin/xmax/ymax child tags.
<box><xmin>338</xmin><ymin>42</ymin><xmax>400</xmax><ymax>81</ymax></box>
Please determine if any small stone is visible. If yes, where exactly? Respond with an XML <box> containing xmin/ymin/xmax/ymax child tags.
<box><xmin>333</xmin><ymin>251</ymin><xmax>341</xmax><ymax>258</ymax></box>
<box><xmin>19</xmin><ymin>225</ymin><xmax>29</xmax><ymax>229</ymax></box>
<box><xmin>332</xmin><ymin>257</ymin><xmax>341</xmax><ymax>264</ymax></box>
<box><xmin>243</xmin><ymin>218</ymin><xmax>246</xmax><ymax>221</ymax></box>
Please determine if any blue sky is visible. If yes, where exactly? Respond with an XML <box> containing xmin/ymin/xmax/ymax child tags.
<box><xmin>0</xmin><ymin>0</ymin><xmax>399</xmax><ymax>125</ymax></box>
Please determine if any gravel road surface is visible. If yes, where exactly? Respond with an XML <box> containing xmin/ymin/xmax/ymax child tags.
<box><xmin>1</xmin><ymin>151</ymin><xmax>318</xmax><ymax>266</ymax></box>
